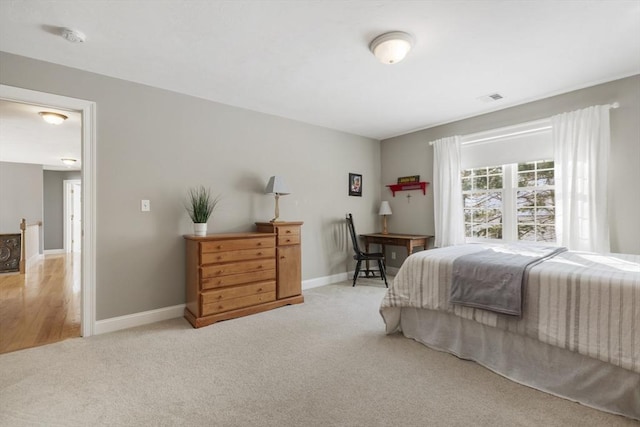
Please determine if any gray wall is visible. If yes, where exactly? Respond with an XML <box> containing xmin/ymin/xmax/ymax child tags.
<box><xmin>0</xmin><ymin>52</ymin><xmax>382</xmax><ymax>320</ymax></box>
<box><xmin>0</xmin><ymin>161</ymin><xmax>44</xmax><ymax>252</ymax></box>
<box><xmin>381</xmin><ymin>75</ymin><xmax>640</xmax><ymax>266</ymax></box>
<box><xmin>0</xmin><ymin>161</ymin><xmax>43</xmax><ymax>231</ymax></box>
<box><xmin>43</xmin><ymin>170</ymin><xmax>81</xmax><ymax>250</ymax></box>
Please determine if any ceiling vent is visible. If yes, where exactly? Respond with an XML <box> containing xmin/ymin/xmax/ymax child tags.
<box><xmin>478</xmin><ymin>93</ymin><xmax>504</xmax><ymax>103</ymax></box>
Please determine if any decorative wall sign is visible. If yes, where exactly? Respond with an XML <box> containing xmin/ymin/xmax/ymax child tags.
<box><xmin>397</xmin><ymin>175</ymin><xmax>420</xmax><ymax>184</ymax></box>
<box><xmin>349</xmin><ymin>173</ymin><xmax>362</xmax><ymax>197</ymax></box>
<box><xmin>0</xmin><ymin>234</ymin><xmax>21</xmax><ymax>273</ymax></box>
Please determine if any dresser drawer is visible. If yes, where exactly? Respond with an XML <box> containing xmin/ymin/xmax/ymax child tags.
<box><xmin>276</xmin><ymin>225</ymin><xmax>300</xmax><ymax>236</ymax></box>
<box><xmin>277</xmin><ymin>234</ymin><xmax>300</xmax><ymax>246</ymax></box>
<box><xmin>201</xmin><ymin>248</ymin><xmax>275</xmax><ymax>265</ymax></box>
<box><xmin>201</xmin><ymin>259</ymin><xmax>276</xmax><ymax>279</ymax></box>
<box><xmin>202</xmin><ymin>281</ymin><xmax>275</xmax><ymax>305</ymax></box>
<box><xmin>200</xmin><ymin>237</ymin><xmax>274</xmax><ymax>253</ymax></box>
<box><xmin>203</xmin><ymin>290</ymin><xmax>276</xmax><ymax>315</ymax></box>
<box><xmin>201</xmin><ymin>269</ymin><xmax>275</xmax><ymax>290</ymax></box>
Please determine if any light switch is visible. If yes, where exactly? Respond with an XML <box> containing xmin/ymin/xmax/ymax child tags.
<box><xmin>141</xmin><ymin>200</ymin><xmax>150</xmax><ymax>212</ymax></box>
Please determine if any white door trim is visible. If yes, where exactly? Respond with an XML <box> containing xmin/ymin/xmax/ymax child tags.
<box><xmin>63</xmin><ymin>179</ymin><xmax>82</xmax><ymax>253</ymax></box>
<box><xmin>0</xmin><ymin>84</ymin><xmax>97</xmax><ymax>337</ymax></box>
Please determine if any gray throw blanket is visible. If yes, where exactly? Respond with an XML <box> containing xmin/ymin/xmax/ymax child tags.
<box><xmin>450</xmin><ymin>244</ymin><xmax>567</xmax><ymax>316</ymax></box>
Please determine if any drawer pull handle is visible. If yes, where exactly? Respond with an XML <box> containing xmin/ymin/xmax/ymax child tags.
<box><xmin>217</xmin><ymin>270</ymin><xmax>223</xmax><ymax>274</ymax></box>
<box><xmin>258</xmin><ymin>288</ymin><xmax>263</xmax><ymax>292</ymax></box>
<box><xmin>257</xmin><ymin>252</ymin><xmax>263</xmax><ymax>255</ymax></box>
<box><xmin>216</xmin><ymin>245</ymin><xmax>222</xmax><ymax>249</ymax></box>
<box><xmin>286</xmin><ymin>230</ymin><xmax>292</xmax><ymax>234</ymax></box>
<box><xmin>257</xmin><ymin>242</ymin><xmax>262</xmax><ymax>246</ymax></box>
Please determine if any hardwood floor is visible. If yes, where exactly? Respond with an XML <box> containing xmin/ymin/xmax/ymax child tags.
<box><xmin>0</xmin><ymin>252</ymin><xmax>81</xmax><ymax>354</ymax></box>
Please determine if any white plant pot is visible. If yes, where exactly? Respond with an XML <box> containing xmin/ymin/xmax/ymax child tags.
<box><xmin>193</xmin><ymin>223</ymin><xmax>207</xmax><ymax>236</ymax></box>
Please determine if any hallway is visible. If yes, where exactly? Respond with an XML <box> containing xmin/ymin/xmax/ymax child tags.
<box><xmin>0</xmin><ymin>253</ymin><xmax>80</xmax><ymax>353</ymax></box>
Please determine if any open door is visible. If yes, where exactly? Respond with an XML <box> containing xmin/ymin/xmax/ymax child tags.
<box><xmin>64</xmin><ymin>179</ymin><xmax>82</xmax><ymax>253</ymax></box>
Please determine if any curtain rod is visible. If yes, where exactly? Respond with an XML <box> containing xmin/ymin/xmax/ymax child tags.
<box><xmin>428</xmin><ymin>102</ymin><xmax>619</xmax><ymax>146</ymax></box>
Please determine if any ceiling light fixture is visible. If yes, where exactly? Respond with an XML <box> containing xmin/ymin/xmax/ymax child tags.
<box><xmin>61</xmin><ymin>158</ymin><xmax>77</xmax><ymax>166</ymax></box>
<box><xmin>369</xmin><ymin>31</ymin><xmax>414</xmax><ymax>64</ymax></box>
<box><xmin>61</xmin><ymin>28</ymin><xmax>86</xmax><ymax>43</ymax></box>
<box><xmin>39</xmin><ymin>111</ymin><xmax>68</xmax><ymax>125</ymax></box>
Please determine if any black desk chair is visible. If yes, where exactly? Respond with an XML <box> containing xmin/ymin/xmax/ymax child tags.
<box><xmin>346</xmin><ymin>213</ymin><xmax>388</xmax><ymax>287</ymax></box>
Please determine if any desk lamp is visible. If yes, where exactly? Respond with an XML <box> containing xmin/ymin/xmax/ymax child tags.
<box><xmin>379</xmin><ymin>201</ymin><xmax>392</xmax><ymax>234</ymax></box>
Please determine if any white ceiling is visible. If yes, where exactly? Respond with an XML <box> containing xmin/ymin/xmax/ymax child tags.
<box><xmin>0</xmin><ymin>0</ymin><xmax>639</xmax><ymax>145</ymax></box>
<box><xmin>0</xmin><ymin>100</ymin><xmax>81</xmax><ymax>170</ymax></box>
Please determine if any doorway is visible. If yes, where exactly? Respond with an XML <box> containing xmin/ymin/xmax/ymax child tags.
<box><xmin>0</xmin><ymin>84</ymin><xmax>96</xmax><ymax>338</ymax></box>
<box><xmin>64</xmin><ymin>179</ymin><xmax>82</xmax><ymax>253</ymax></box>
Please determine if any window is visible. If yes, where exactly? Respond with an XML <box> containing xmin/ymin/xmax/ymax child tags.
<box><xmin>462</xmin><ymin>166</ymin><xmax>503</xmax><ymax>239</ymax></box>
<box><xmin>516</xmin><ymin>160</ymin><xmax>555</xmax><ymax>242</ymax></box>
<box><xmin>462</xmin><ymin>160</ymin><xmax>555</xmax><ymax>243</ymax></box>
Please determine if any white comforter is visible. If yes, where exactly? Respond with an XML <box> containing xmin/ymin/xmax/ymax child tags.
<box><xmin>380</xmin><ymin>244</ymin><xmax>640</xmax><ymax>374</ymax></box>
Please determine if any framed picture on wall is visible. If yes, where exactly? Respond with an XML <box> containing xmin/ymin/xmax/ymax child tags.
<box><xmin>349</xmin><ymin>173</ymin><xmax>362</xmax><ymax>197</ymax></box>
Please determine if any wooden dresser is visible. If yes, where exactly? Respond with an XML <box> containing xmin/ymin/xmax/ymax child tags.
<box><xmin>184</xmin><ymin>227</ymin><xmax>303</xmax><ymax>328</ymax></box>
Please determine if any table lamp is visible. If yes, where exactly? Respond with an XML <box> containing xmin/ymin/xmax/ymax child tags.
<box><xmin>265</xmin><ymin>176</ymin><xmax>290</xmax><ymax>222</ymax></box>
<box><xmin>379</xmin><ymin>201</ymin><xmax>392</xmax><ymax>234</ymax></box>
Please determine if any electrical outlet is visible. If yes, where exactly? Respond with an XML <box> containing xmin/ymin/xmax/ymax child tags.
<box><xmin>391</xmin><ymin>251</ymin><xmax>396</xmax><ymax>260</ymax></box>
<box><xmin>141</xmin><ymin>200</ymin><xmax>150</xmax><ymax>212</ymax></box>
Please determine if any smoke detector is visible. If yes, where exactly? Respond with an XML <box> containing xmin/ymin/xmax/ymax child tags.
<box><xmin>61</xmin><ymin>28</ymin><xmax>86</xmax><ymax>43</ymax></box>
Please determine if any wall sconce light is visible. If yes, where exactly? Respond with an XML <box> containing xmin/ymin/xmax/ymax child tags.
<box><xmin>379</xmin><ymin>201</ymin><xmax>392</xmax><ymax>234</ymax></box>
<box><xmin>369</xmin><ymin>31</ymin><xmax>414</xmax><ymax>65</ymax></box>
<box><xmin>61</xmin><ymin>158</ymin><xmax>77</xmax><ymax>166</ymax></box>
<box><xmin>265</xmin><ymin>176</ymin><xmax>290</xmax><ymax>222</ymax></box>
<box><xmin>39</xmin><ymin>112</ymin><xmax>68</xmax><ymax>125</ymax></box>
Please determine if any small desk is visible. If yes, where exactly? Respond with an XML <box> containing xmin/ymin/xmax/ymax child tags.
<box><xmin>359</xmin><ymin>233</ymin><xmax>433</xmax><ymax>258</ymax></box>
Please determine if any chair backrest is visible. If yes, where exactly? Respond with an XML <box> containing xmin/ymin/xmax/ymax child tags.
<box><xmin>346</xmin><ymin>213</ymin><xmax>362</xmax><ymax>255</ymax></box>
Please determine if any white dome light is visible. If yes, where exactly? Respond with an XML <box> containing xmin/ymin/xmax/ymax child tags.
<box><xmin>39</xmin><ymin>111</ymin><xmax>68</xmax><ymax>125</ymax></box>
<box><xmin>369</xmin><ymin>31</ymin><xmax>414</xmax><ymax>65</ymax></box>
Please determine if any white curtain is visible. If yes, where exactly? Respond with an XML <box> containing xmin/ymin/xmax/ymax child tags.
<box><xmin>432</xmin><ymin>136</ymin><xmax>465</xmax><ymax>247</ymax></box>
<box><xmin>552</xmin><ymin>105</ymin><xmax>611</xmax><ymax>253</ymax></box>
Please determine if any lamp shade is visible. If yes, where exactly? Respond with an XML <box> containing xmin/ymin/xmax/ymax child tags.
<box><xmin>379</xmin><ymin>201</ymin><xmax>392</xmax><ymax>215</ymax></box>
<box><xmin>265</xmin><ymin>176</ymin><xmax>290</xmax><ymax>195</ymax></box>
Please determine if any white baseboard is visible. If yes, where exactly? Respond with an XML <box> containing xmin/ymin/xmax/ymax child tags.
<box><xmin>303</xmin><ymin>268</ymin><xmax>397</xmax><ymax>290</ymax></box>
<box><xmin>44</xmin><ymin>249</ymin><xmax>66</xmax><ymax>255</ymax></box>
<box><xmin>302</xmin><ymin>272</ymin><xmax>349</xmax><ymax>290</ymax></box>
<box><xmin>94</xmin><ymin>304</ymin><xmax>185</xmax><ymax>335</ymax></box>
<box><xmin>25</xmin><ymin>253</ymin><xmax>43</xmax><ymax>267</ymax></box>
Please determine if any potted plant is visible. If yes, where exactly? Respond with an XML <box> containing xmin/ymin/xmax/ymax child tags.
<box><xmin>185</xmin><ymin>186</ymin><xmax>220</xmax><ymax>236</ymax></box>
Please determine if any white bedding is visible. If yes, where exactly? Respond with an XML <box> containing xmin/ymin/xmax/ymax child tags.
<box><xmin>380</xmin><ymin>244</ymin><xmax>640</xmax><ymax>374</ymax></box>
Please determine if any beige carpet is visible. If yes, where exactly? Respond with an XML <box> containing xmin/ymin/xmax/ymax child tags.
<box><xmin>0</xmin><ymin>278</ymin><xmax>636</xmax><ymax>426</ymax></box>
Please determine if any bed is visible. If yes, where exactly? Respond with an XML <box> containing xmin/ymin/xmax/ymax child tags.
<box><xmin>380</xmin><ymin>243</ymin><xmax>640</xmax><ymax>420</ymax></box>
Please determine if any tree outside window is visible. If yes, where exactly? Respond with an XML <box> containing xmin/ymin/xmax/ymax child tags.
<box><xmin>516</xmin><ymin>160</ymin><xmax>555</xmax><ymax>242</ymax></box>
<box><xmin>462</xmin><ymin>166</ymin><xmax>503</xmax><ymax>239</ymax></box>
